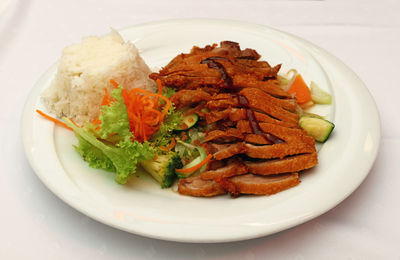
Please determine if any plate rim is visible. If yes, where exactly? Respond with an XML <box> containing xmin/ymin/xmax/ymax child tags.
<box><xmin>21</xmin><ymin>18</ymin><xmax>381</xmax><ymax>243</ymax></box>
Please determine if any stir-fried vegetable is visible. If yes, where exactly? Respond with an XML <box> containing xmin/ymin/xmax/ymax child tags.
<box><xmin>310</xmin><ymin>81</ymin><xmax>332</xmax><ymax>104</ymax></box>
<box><xmin>175</xmin><ymin>154</ymin><xmax>212</xmax><ymax>176</ymax></box>
<box><xmin>288</xmin><ymin>74</ymin><xmax>312</xmax><ymax>104</ymax></box>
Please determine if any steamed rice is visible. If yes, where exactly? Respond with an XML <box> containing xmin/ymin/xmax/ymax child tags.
<box><xmin>41</xmin><ymin>30</ymin><xmax>155</xmax><ymax>125</ymax></box>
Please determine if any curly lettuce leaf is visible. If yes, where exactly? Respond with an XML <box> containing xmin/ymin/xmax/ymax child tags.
<box><xmin>162</xmin><ymin>87</ymin><xmax>177</xmax><ymax>99</ymax></box>
<box><xmin>97</xmin><ymin>86</ymin><xmax>131</xmax><ymax>142</ymax></box>
<box><xmin>74</xmin><ymin>133</ymin><xmax>115</xmax><ymax>172</ymax></box>
<box><xmin>150</xmin><ymin>104</ymin><xmax>182</xmax><ymax>147</ymax></box>
<box><xmin>65</xmin><ymin>118</ymin><xmax>155</xmax><ymax>184</ymax></box>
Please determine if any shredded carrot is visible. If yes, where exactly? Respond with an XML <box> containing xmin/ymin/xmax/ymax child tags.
<box><xmin>159</xmin><ymin>138</ymin><xmax>176</xmax><ymax>151</ymax></box>
<box><xmin>118</xmin><ymin>84</ymin><xmax>171</xmax><ymax>142</ymax></box>
<box><xmin>288</xmin><ymin>74</ymin><xmax>311</xmax><ymax>104</ymax></box>
<box><xmin>36</xmin><ymin>109</ymin><xmax>72</xmax><ymax>131</ymax></box>
<box><xmin>176</xmin><ymin>154</ymin><xmax>212</xmax><ymax>174</ymax></box>
<box><xmin>156</xmin><ymin>79</ymin><xmax>163</xmax><ymax>95</ymax></box>
<box><xmin>181</xmin><ymin>133</ymin><xmax>188</xmax><ymax>141</ymax></box>
<box><xmin>92</xmin><ymin>80</ymin><xmax>171</xmax><ymax>142</ymax></box>
<box><xmin>110</xmin><ymin>79</ymin><xmax>119</xmax><ymax>88</ymax></box>
<box><xmin>101</xmin><ymin>88</ymin><xmax>112</xmax><ymax>106</ymax></box>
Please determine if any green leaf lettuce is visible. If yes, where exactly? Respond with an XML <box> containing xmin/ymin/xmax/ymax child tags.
<box><xmin>64</xmin><ymin>87</ymin><xmax>154</xmax><ymax>184</ymax></box>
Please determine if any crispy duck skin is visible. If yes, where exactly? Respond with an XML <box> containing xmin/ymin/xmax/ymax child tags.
<box><xmin>238</xmin><ymin>88</ymin><xmax>299</xmax><ymax>123</ymax></box>
<box><xmin>204</xmin><ymin>128</ymin><xmax>244</xmax><ymax>143</ymax></box>
<box><xmin>205</xmin><ymin>109</ymin><xmax>231</xmax><ymax>124</ymax></box>
<box><xmin>177</xmin><ymin>173</ymin><xmax>300</xmax><ymax>197</ymax></box>
<box><xmin>245</xmin><ymin>153</ymin><xmax>318</xmax><ymax>175</ymax></box>
<box><xmin>150</xmin><ymin>41</ymin><xmax>282</xmax><ymax>91</ymax></box>
<box><xmin>228</xmin><ymin>108</ymin><xmax>299</xmax><ymax>128</ymax></box>
<box><xmin>170</xmin><ymin>89</ymin><xmax>211</xmax><ymax>109</ymax></box>
<box><xmin>206</xmin><ymin>92</ymin><xmax>298</xmax><ymax>124</ymax></box>
<box><xmin>206</xmin><ymin>98</ymin><xmax>239</xmax><ymax>110</ymax></box>
<box><xmin>233</xmin><ymin>78</ymin><xmax>293</xmax><ymax>99</ymax></box>
<box><xmin>239</xmin><ymin>87</ymin><xmax>297</xmax><ymax>112</ymax></box>
<box><xmin>192</xmin><ymin>41</ymin><xmax>261</xmax><ymax>60</ymax></box>
<box><xmin>245</xmin><ymin>143</ymin><xmax>315</xmax><ymax>160</ymax></box>
<box><xmin>236</xmin><ymin>120</ymin><xmax>316</xmax><ymax>146</ymax></box>
<box><xmin>230</xmin><ymin>173</ymin><xmax>300</xmax><ymax>195</ymax></box>
<box><xmin>203</xmin><ymin>142</ymin><xmax>247</xmax><ymax>160</ymax></box>
<box><xmin>178</xmin><ymin>177</ymin><xmax>225</xmax><ymax>197</ymax></box>
<box><xmin>200</xmin><ymin>159</ymin><xmax>248</xmax><ymax>180</ymax></box>
<box><xmin>244</xmin><ymin>134</ymin><xmax>273</xmax><ymax>145</ymax></box>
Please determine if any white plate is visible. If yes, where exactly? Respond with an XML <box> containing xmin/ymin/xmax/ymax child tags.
<box><xmin>21</xmin><ymin>19</ymin><xmax>380</xmax><ymax>243</ymax></box>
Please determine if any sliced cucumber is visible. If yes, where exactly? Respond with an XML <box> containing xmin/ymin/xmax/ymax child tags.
<box><xmin>299</xmin><ymin>116</ymin><xmax>335</xmax><ymax>143</ymax></box>
<box><xmin>176</xmin><ymin>147</ymin><xmax>207</xmax><ymax>178</ymax></box>
<box><xmin>301</xmin><ymin>111</ymin><xmax>325</xmax><ymax>119</ymax></box>
<box><xmin>175</xmin><ymin>113</ymin><xmax>199</xmax><ymax>131</ymax></box>
<box><xmin>310</xmin><ymin>81</ymin><xmax>332</xmax><ymax>104</ymax></box>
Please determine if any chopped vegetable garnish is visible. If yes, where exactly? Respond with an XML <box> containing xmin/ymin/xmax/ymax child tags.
<box><xmin>102</xmin><ymin>82</ymin><xmax>173</xmax><ymax>142</ymax></box>
<box><xmin>175</xmin><ymin>154</ymin><xmax>212</xmax><ymax>174</ymax></box>
<box><xmin>288</xmin><ymin>74</ymin><xmax>311</xmax><ymax>104</ymax></box>
<box><xmin>299</xmin><ymin>100</ymin><xmax>315</xmax><ymax>110</ymax></box>
<box><xmin>110</xmin><ymin>79</ymin><xmax>119</xmax><ymax>88</ymax></box>
<box><xmin>310</xmin><ymin>81</ymin><xmax>332</xmax><ymax>104</ymax></box>
<box><xmin>159</xmin><ymin>138</ymin><xmax>176</xmax><ymax>151</ymax></box>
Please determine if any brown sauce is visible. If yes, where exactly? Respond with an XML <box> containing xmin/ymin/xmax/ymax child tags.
<box><xmin>200</xmin><ymin>57</ymin><xmax>233</xmax><ymax>87</ymax></box>
<box><xmin>237</xmin><ymin>95</ymin><xmax>284</xmax><ymax>144</ymax></box>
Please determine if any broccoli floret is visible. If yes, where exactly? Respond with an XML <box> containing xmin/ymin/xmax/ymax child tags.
<box><xmin>140</xmin><ymin>152</ymin><xmax>183</xmax><ymax>188</ymax></box>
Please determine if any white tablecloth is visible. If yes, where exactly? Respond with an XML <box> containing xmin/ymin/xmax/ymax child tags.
<box><xmin>1</xmin><ymin>0</ymin><xmax>399</xmax><ymax>259</ymax></box>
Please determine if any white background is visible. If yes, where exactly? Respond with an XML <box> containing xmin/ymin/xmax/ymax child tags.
<box><xmin>1</xmin><ymin>0</ymin><xmax>399</xmax><ymax>259</ymax></box>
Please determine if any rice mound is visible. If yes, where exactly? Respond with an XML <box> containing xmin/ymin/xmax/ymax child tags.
<box><xmin>41</xmin><ymin>30</ymin><xmax>155</xmax><ymax>126</ymax></box>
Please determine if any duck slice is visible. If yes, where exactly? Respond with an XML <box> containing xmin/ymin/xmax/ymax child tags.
<box><xmin>245</xmin><ymin>153</ymin><xmax>318</xmax><ymax>175</ymax></box>
<box><xmin>204</xmin><ymin>128</ymin><xmax>244</xmax><ymax>143</ymax></box>
<box><xmin>238</xmin><ymin>88</ymin><xmax>299</xmax><ymax>123</ymax></box>
<box><xmin>245</xmin><ymin>143</ymin><xmax>315</xmax><ymax>159</ymax></box>
<box><xmin>178</xmin><ymin>173</ymin><xmax>300</xmax><ymax>197</ymax></box>
<box><xmin>236</xmin><ymin>120</ymin><xmax>315</xmax><ymax>145</ymax></box>
<box><xmin>203</xmin><ymin>142</ymin><xmax>247</xmax><ymax>160</ymax></box>
<box><xmin>200</xmin><ymin>159</ymin><xmax>248</xmax><ymax>180</ymax></box>
<box><xmin>234</xmin><ymin>78</ymin><xmax>292</xmax><ymax>99</ymax></box>
<box><xmin>238</xmin><ymin>87</ymin><xmax>297</xmax><ymax>111</ymax></box>
<box><xmin>229</xmin><ymin>108</ymin><xmax>299</xmax><ymax>128</ymax></box>
<box><xmin>230</xmin><ymin>173</ymin><xmax>300</xmax><ymax>195</ymax></box>
<box><xmin>177</xmin><ymin>177</ymin><xmax>225</xmax><ymax>197</ymax></box>
<box><xmin>170</xmin><ymin>89</ymin><xmax>211</xmax><ymax>109</ymax></box>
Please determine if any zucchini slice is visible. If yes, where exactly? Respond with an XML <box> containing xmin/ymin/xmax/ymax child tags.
<box><xmin>175</xmin><ymin>113</ymin><xmax>199</xmax><ymax>131</ymax></box>
<box><xmin>176</xmin><ymin>147</ymin><xmax>207</xmax><ymax>178</ymax></box>
<box><xmin>310</xmin><ymin>81</ymin><xmax>332</xmax><ymax>104</ymax></box>
<box><xmin>299</xmin><ymin>116</ymin><xmax>335</xmax><ymax>143</ymax></box>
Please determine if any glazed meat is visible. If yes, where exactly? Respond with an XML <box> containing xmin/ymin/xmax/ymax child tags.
<box><xmin>150</xmin><ymin>41</ymin><xmax>283</xmax><ymax>92</ymax></box>
<box><xmin>152</xmin><ymin>41</ymin><xmax>318</xmax><ymax>197</ymax></box>
<box><xmin>177</xmin><ymin>177</ymin><xmax>225</xmax><ymax>197</ymax></box>
<box><xmin>178</xmin><ymin>173</ymin><xmax>300</xmax><ymax>197</ymax></box>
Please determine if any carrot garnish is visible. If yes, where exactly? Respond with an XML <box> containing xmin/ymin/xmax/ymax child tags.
<box><xmin>159</xmin><ymin>138</ymin><xmax>176</xmax><ymax>151</ymax></box>
<box><xmin>181</xmin><ymin>133</ymin><xmax>188</xmax><ymax>141</ymax></box>
<box><xmin>156</xmin><ymin>79</ymin><xmax>163</xmax><ymax>95</ymax></box>
<box><xmin>110</xmin><ymin>79</ymin><xmax>119</xmax><ymax>88</ymax></box>
<box><xmin>101</xmin><ymin>88</ymin><xmax>112</xmax><ymax>106</ymax></box>
<box><xmin>288</xmin><ymin>74</ymin><xmax>311</xmax><ymax>104</ymax></box>
<box><xmin>176</xmin><ymin>154</ymin><xmax>213</xmax><ymax>174</ymax></box>
<box><xmin>36</xmin><ymin>109</ymin><xmax>72</xmax><ymax>131</ymax></box>
<box><xmin>116</xmin><ymin>83</ymin><xmax>171</xmax><ymax>142</ymax></box>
